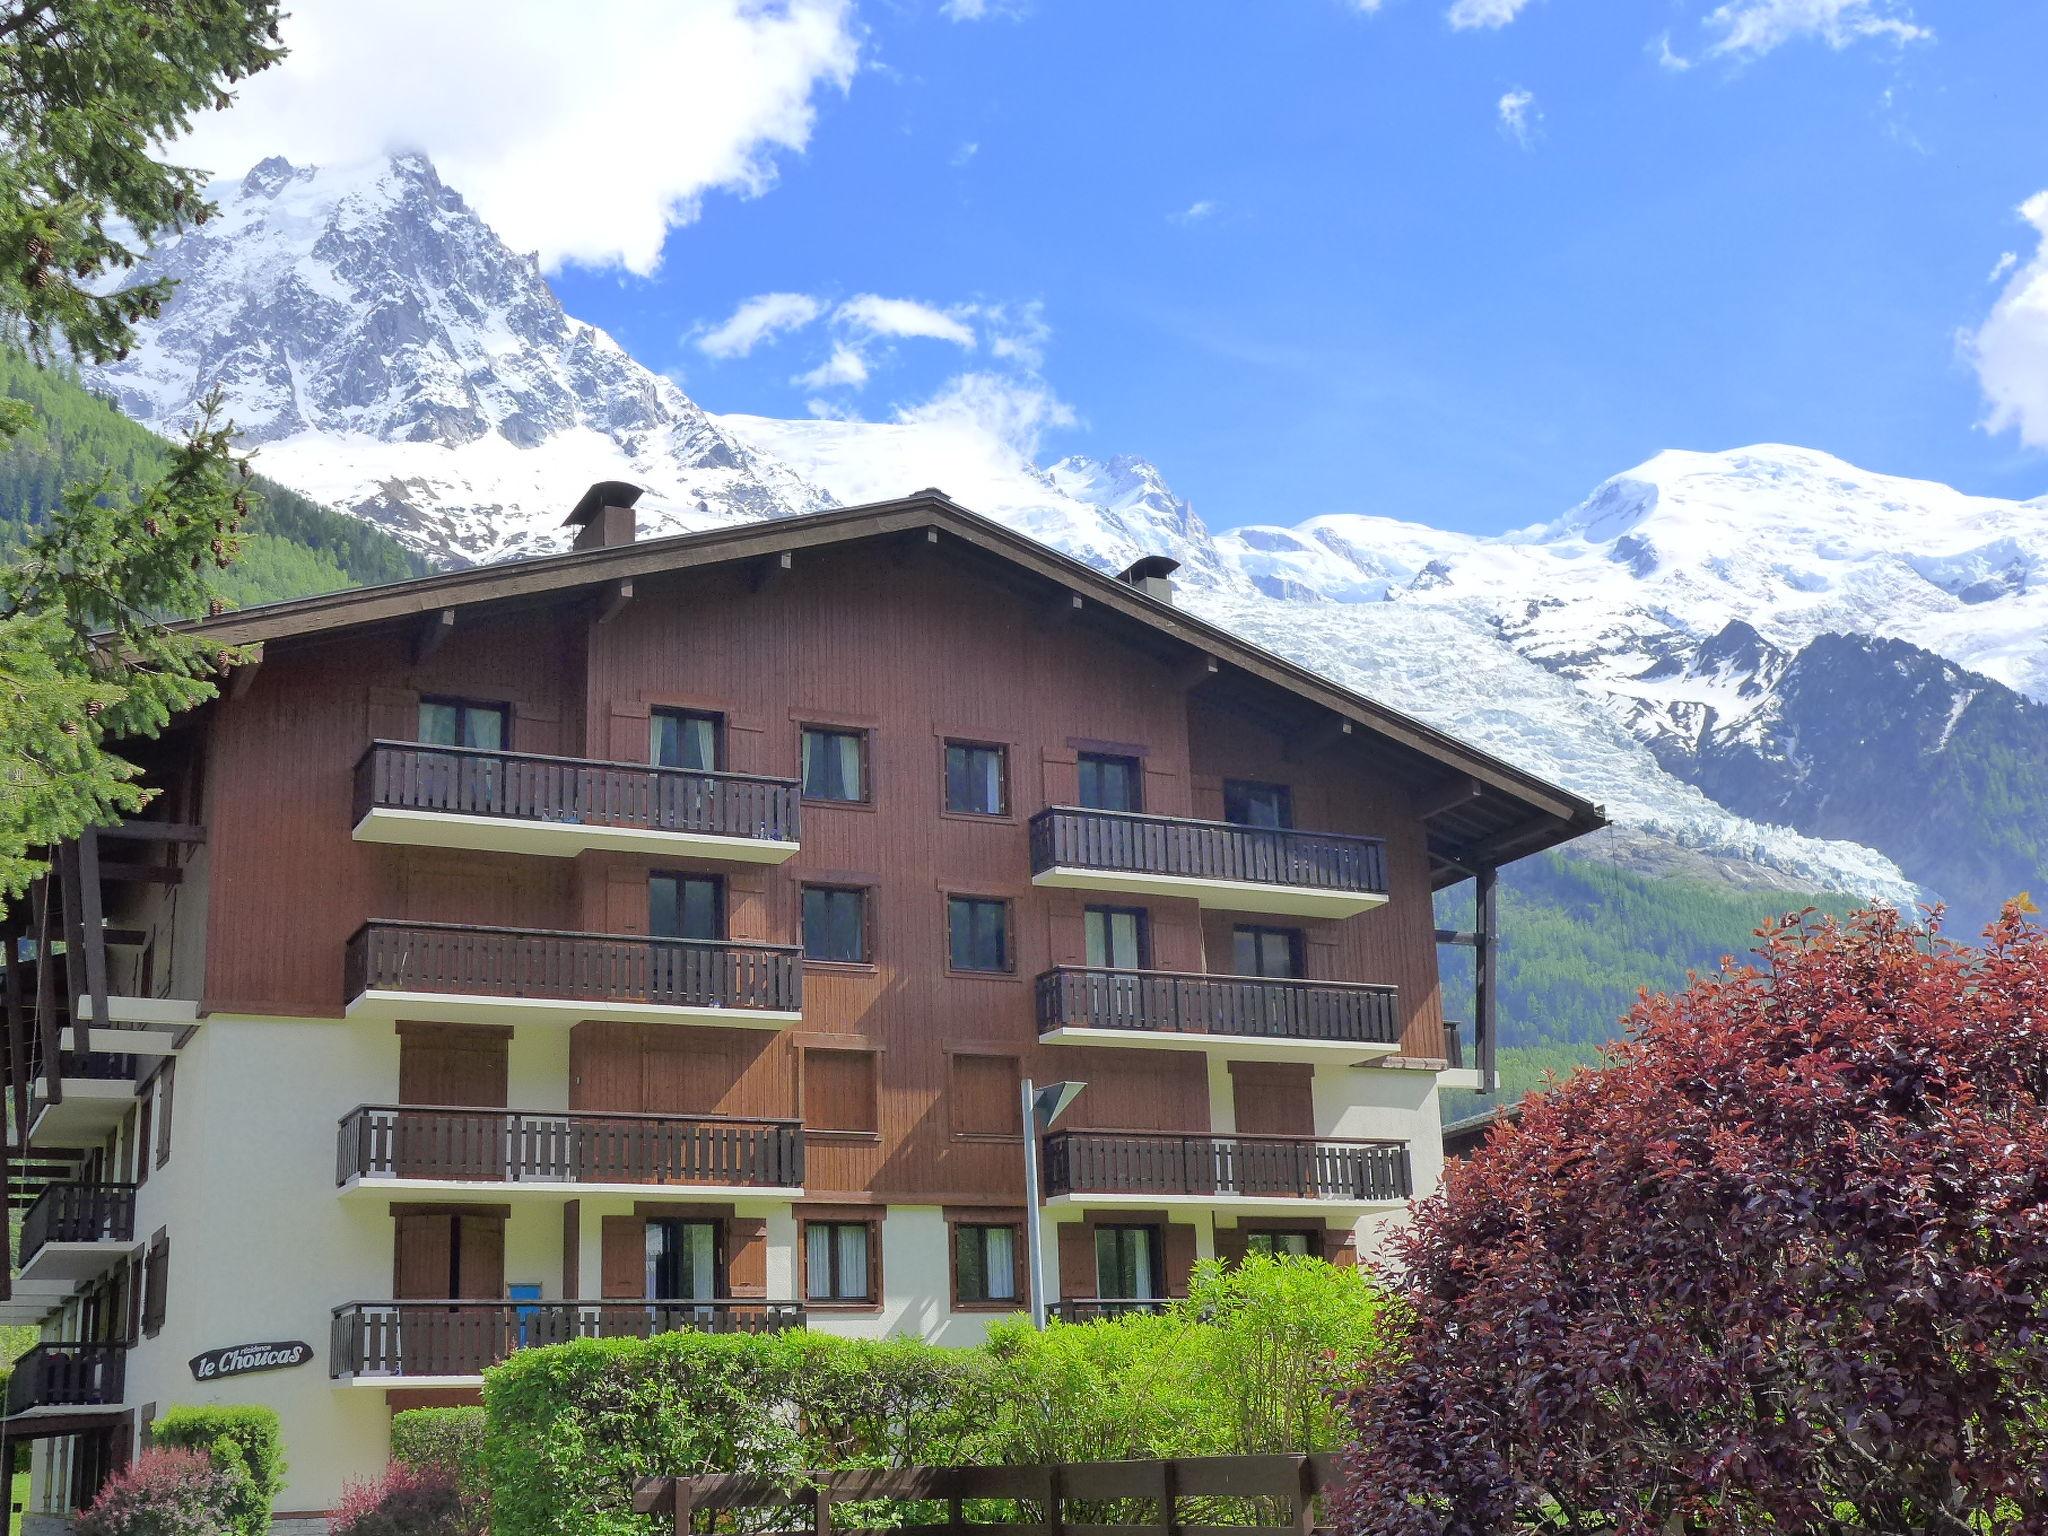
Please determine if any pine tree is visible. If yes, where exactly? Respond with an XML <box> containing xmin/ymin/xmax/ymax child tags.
<box><xmin>0</xmin><ymin>0</ymin><xmax>286</xmax><ymax>902</ymax></box>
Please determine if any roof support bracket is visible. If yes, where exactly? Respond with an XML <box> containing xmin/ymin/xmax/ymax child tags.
<box><xmin>596</xmin><ymin>579</ymin><xmax>634</xmax><ymax>625</ymax></box>
<box><xmin>750</xmin><ymin>551</ymin><xmax>792</xmax><ymax>594</ymax></box>
<box><xmin>1176</xmin><ymin>652</ymin><xmax>1219</xmax><ymax>691</ymax></box>
<box><xmin>1283</xmin><ymin>713</ymin><xmax>1353</xmax><ymax>762</ymax></box>
<box><xmin>411</xmin><ymin>609</ymin><xmax>455</xmax><ymax>664</ymax></box>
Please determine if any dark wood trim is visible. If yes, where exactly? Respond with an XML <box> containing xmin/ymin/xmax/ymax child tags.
<box><xmin>632</xmin><ymin>1200</ymin><xmax>738</xmax><ymax>1220</ymax></box>
<box><xmin>388</xmin><ymin>1202</ymin><xmax>515</xmax><ymax>1219</ymax></box>
<box><xmin>944</xmin><ymin>1208</ymin><xmax>1029</xmax><ymax>1313</ymax></box>
<box><xmin>1065</xmin><ymin>736</ymin><xmax>1152</xmax><ymax>758</ymax></box>
<box><xmin>393</xmin><ymin>1021</ymin><xmax>517</xmax><ymax>1040</ymax></box>
<box><xmin>797</xmin><ymin>1210</ymin><xmax>883</xmax><ymax>1308</ymax></box>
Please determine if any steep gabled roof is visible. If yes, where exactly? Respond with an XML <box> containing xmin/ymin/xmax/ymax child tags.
<box><xmin>184</xmin><ymin>491</ymin><xmax>1607</xmax><ymax>882</ymax></box>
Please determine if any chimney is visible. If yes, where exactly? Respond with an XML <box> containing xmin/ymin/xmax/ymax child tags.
<box><xmin>564</xmin><ymin>481</ymin><xmax>645</xmax><ymax>552</ymax></box>
<box><xmin>1115</xmin><ymin>554</ymin><xmax>1181</xmax><ymax>605</ymax></box>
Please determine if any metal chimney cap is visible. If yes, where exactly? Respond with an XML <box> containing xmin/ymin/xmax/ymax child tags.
<box><xmin>564</xmin><ymin>480</ymin><xmax>646</xmax><ymax>528</ymax></box>
<box><xmin>1116</xmin><ymin>554</ymin><xmax>1182</xmax><ymax>585</ymax></box>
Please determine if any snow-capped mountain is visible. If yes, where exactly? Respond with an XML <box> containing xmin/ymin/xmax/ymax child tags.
<box><xmin>93</xmin><ymin>155</ymin><xmax>831</xmax><ymax>565</ymax></box>
<box><xmin>90</xmin><ymin>151</ymin><xmax>2048</xmax><ymax>914</ymax></box>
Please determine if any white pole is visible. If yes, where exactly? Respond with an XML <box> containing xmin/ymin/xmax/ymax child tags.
<box><xmin>1022</xmin><ymin>1074</ymin><xmax>1048</xmax><ymax>1328</ymax></box>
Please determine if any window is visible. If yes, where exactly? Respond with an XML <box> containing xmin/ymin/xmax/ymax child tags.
<box><xmin>954</xmin><ymin>1223</ymin><xmax>1021</xmax><ymax>1307</ymax></box>
<box><xmin>947</xmin><ymin>896</ymin><xmax>1012</xmax><ymax>973</ymax></box>
<box><xmin>805</xmin><ymin>1049</ymin><xmax>879</xmax><ymax>1134</ymax></box>
<box><xmin>651</xmin><ymin>708</ymin><xmax>723</xmax><ymax>772</ymax></box>
<box><xmin>944</xmin><ymin>742</ymin><xmax>1008</xmax><ymax>816</ymax></box>
<box><xmin>650</xmin><ymin>874</ymin><xmax>724</xmax><ymax>941</ymax></box>
<box><xmin>1094</xmin><ymin>1224</ymin><xmax>1161</xmax><ymax>1300</ymax></box>
<box><xmin>1224</xmin><ymin>779</ymin><xmax>1293</xmax><ymax>829</ymax></box>
<box><xmin>1077</xmin><ymin>752</ymin><xmax>1142</xmax><ymax>812</ymax></box>
<box><xmin>801</xmin><ymin>727</ymin><xmax>867</xmax><ymax>802</ymax></box>
<box><xmin>950</xmin><ymin>1053</ymin><xmax>1021</xmax><ymax>1139</ymax></box>
<box><xmin>1246</xmin><ymin>1230</ymin><xmax>1315</xmax><ymax>1258</ymax></box>
<box><xmin>804</xmin><ymin>1220</ymin><xmax>876</xmax><ymax>1303</ymax></box>
<box><xmin>802</xmin><ymin>886</ymin><xmax>869</xmax><ymax>964</ymax></box>
<box><xmin>1232</xmin><ymin>925</ymin><xmax>1304</xmax><ymax>980</ymax></box>
<box><xmin>645</xmin><ymin>1219</ymin><xmax>720</xmax><ymax>1301</ymax></box>
<box><xmin>1084</xmin><ymin>907</ymin><xmax>1148</xmax><ymax>970</ymax></box>
<box><xmin>418</xmin><ymin>697</ymin><xmax>508</xmax><ymax>751</ymax></box>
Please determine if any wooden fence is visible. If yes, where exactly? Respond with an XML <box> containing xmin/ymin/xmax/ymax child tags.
<box><xmin>633</xmin><ymin>1454</ymin><xmax>1339</xmax><ymax>1536</ymax></box>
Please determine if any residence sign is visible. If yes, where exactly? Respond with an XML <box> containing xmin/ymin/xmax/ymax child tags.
<box><xmin>189</xmin><ymin>1341</ymin><xmax>314</xmax><ymax>1381</ymax></box>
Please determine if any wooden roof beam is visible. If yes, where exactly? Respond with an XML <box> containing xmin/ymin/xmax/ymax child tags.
<box><xmin>411</xmin><ymin>608</ymin><xmax>455</xmax><ymax>664</ymax></box>
<box><xmin>228</xmin><ymin>641</ymin><xmax>264</xmax><ymax>700</ymax></box>
<box><xmin>1176</xmin><ymin>652</ymin><xmax>1219</xmax><ymax>691</ymax></box>
<box><xmin>595</xmin><ymin>579</ymin><xmax>634</xmax><ymax>625</ymax></box>
<box><xmin>1283</xmin><ymin>713</ymin><xmax>1353</xmax><ymax>763</ymax></box>
<box><xmin>750</xmin><ymin>551</ymin><xmax>792</xmax><ymax>594</ymax></box>
<box><xmin>1040</xmin><ymin>591</ymin><xmax>1083</xmax><ymax>630</ymax></box>
<box><xmin>1415</xmin><ymin>775</ymin><xmax>1484</xmax><ymax>822</ymax></box>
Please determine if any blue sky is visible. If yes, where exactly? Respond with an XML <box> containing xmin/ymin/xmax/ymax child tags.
<box><xmin>189</xmin><ymin>0</ymin><xmax>2048</xmax><ymax>537</ymax></box>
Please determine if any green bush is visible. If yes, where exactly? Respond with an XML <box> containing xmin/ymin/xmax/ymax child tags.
<box><xmin>390</xmin><ymin>1408</ymin><xmax>486</xmax><ymax>1504</ymax></box>
<box><xmin>482</xmin><ymin>1256</ymin><xmax>1392</xmax><ymax>1536</ymax></box>
<box><xmin>151</xmin><ymin>1406</ymin><xmax>285</xmax><ymax>1536</ymax></box>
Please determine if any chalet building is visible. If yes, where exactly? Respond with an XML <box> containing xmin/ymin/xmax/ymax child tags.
<box><xmin>0</xmin><ymin>487</ymin><xmax>1602</xmax><ymax>1525</ymax></box>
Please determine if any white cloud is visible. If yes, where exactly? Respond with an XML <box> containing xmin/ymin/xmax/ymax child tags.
<box><xmin>172</xmin><ymin>0</ymin><xmax>859</xmax><ymax>276</ymax></box>
<box><xmin>1448</xmin><ymin>0</ymin><xmax>1536</xmax><ymax>30</ymax></box>
<box><xmin>984</xmin><ymin>301</ymin><xmax>1051</xmax><ymax>371</ymax></box>
<box><xmin>1702</xmin><ymin>0</ymin><xmax>1930</xmax><ymax>57</ymax></box>
<box><xmin>1967</xmin><ymin>191</ymin><xmax>2048</xmax><ymax>450</ymax></box>
<box><xmin>696</xmin><ymin>292</ymin><xmax>824</xmax><ymax>358</ymax></box>
<box><xmin>895</xmin><ymin>373</ymin><xmax>1078</xmax><ymax>462</ymax></box>
<box><xmin>1989</xmin><ymin>251</ymin><xmax>2018</xmax><ymax>285</ymax></box>
<box><xmin>1654</xmin><ymin>31</ymin><xmax>1694</xmax><ymax>70</ymax></box>
<box><xmin>796</xmin><ymin>344</ymin><xmax>871</xmax><ymax>391</ymax></box>
<box><xmin>951</xmin><ymin>141</ymin><xmax>980</xmax><ymax>167</ymax></box>
<box><xmin>939</xmin><ymin>0</ymin><xmax>1027</xmax><ymax>17</ymax></box>
<box><xmin>835</xmin><ymin>294</ymin><xmax>978</xmax><ymax>348</ymax></box>
<box><xmin>1169</xmin><ymin>199</ymin><xmax>1218</xmax><ymax>225</ymax></box>
<box><xmin>1497</xmin><ymin>88</ymin><xmax>1541</xmax><ymax>147</ymax></box>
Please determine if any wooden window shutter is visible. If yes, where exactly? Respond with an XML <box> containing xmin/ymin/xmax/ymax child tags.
<box><xmin>1229</xmin><ymin>1062</ymin><xmax>1315</xmax><ymax>1137</ymax></box>
<box><xmin>135</xmin><ymin>1094</ymin><xmax>153</xmax><ymax>1188</ymax></box>
<box><xmin>394</xmin><ymin>1214</ymin><xmax>453</xmax><ymax>1299</ymax></box>
<box><xmin>804</xmin><ymin>1049</ymin><xmax>878</xmax><ymax>1134</ymax></box>
<box><xmin>1162</xmin><ymin>1223</ymin><xmax>1197</xmax><ymax>1298</ymax></box>
<box><xmin>949</xmin><ymin>1055</ymin><xmax>1020</xmax><ymax>1138</ymax></box>
<box><xmin>457</xmin><ymin>1215</ymin><xmax>505</xmax><ymax>1298</ymax></box>
<box><xmin>600</xmin><ymin>1215</ymin><xmax>645</xmax><ymax>1299</ymax></box>
<box><xmin>562</xmin><ymin>1201</ymin><xmax>580</xmax><ymax>1297</ymax></box>
<box><xmin>154</xmin><ymin>1059</ymin><xmax>175</xmax><ymax>1168</ymax></box>
<box><xmin>726</xmin><ymin>1218</ymin><xmax>768</xmax><ymax>1298</ymax></box>
<box><xmin>1323</xmin><ymin>1226</ymin><xmax>1359</xmax><ymax>1268</ymax></box>
<box><xmin>141</xmin><ymin>1232</ymin><xmax>169</xmax><ymax>1337</ymax></box>
<box><xmin>1057</xmin><ymin>1224</ymin><xmax>1094</xmax><ymax>1299</ymax></box>
<box><xmin>1214</xmin><ymin>1226</ymin><xmax>1248</xmax><ymax>1265</ymax></box>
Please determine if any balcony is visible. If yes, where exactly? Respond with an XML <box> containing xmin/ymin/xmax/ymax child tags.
<box><xmin>1045</xmin><ymin>1298</ymin><xmax>1171</xmax><ymax>1323</ymax></box>
<box><xmin>3</xmin><ymin>1343</ymin><xmax>126</xmax><ymax>1418</ymax></box>
<box><xmin>26</xmin><ymin>1052</ymin><xmax>138</xmax><ymax>1147</ymax></box>
<box><xmin>330</xmin><ymin>1299</ymin><xmax>805</xmax><ymax>1384</ymax></box>
<box><xmin>1035</xmin><ymin>967</ymin><xmax>1402</xmax><ymax>1064</ymax></box>
<box><xmin>353</xmin><ymin>741</ymin><xmax>800</xmax><ymax>864</ymax></box>
<box><xmin>1028</xmin><ymin>808</ymin><xmax>1388</xmax><ymax>919</ymax></box>
<box><xmin>1041</xmin><ymin>1130</ymin><xmax>1411</xmax><ymax>1216</ymax></box>
<box><xmin>337</xmin><ymin>1106</ymin><xmax>804</xmax><ymax>1198</ymax></box>
<box><xmin>16</xmin><ymin>1184</ymin><xmax>137</xmax><ymax>1292</ymax></box>
<box><xmin>344</xmin><ymin>922</ymin><xmax>803</xmax><ymax>1029</ymax></box>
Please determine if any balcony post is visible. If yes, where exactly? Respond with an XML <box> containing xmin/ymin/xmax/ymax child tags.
<box><xmin>1475</xmin><ymin>863</ymin><xmax>1498</xmax><ymax>1095</ymax></box>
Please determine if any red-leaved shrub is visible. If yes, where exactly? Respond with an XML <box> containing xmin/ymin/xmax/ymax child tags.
<box><xmin>76</xmin><ymin>1447</ymin><xmax>240</xmax><ymax>1536</ymax></box>
<box><xmin>333</xmin><ymin>1461</ymin><xmax>478</xmax><ymax>1536</ymax></box>
<box><xmin>1335</xmin><ymin>904</ymin><xmax>2048</xmax><ymax>1535</ymax></box>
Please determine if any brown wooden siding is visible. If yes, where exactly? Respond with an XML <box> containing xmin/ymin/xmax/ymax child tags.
<box><xmin>198</xmin><ymin>542</ymin><xmax>1443</xmax><ymax>1209</ymax></box>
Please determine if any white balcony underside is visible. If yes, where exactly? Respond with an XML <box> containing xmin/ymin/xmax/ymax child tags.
<box><xmin>1045</xmin><ymin>1191</ymin><xmax>1403</xmax><ymax>1218</ymax></box>
<box><xmin>1031</xmin><ymin>867</ymin><xmax>1387</xmax><ymax>920</ymax></box>
<box><xmin>345</xmin><ymin>990</ymin><xmax>799</xmax><ymax>1031</ymax></box>
<box><xmin>69</xmin><ymin>995</ymin><xmax>195</xmax><ymax>1056</ymax></box>
<box><xmin>1039</xmin><ymin>1025</ymin><xmax>1399</xmax><ymax>1065</ymax></box>
<box><xmin>28</xmin><ymin>1081</ymin><xmax>134</xmax><ymax>1145</ymax></box>
<box><xmin>1438</xmin><ymin>1068</ymin><xmax>1482</xmax><ymax>1090</ymax></box>
<box><xmin>339</xmin><ymin>1177</ymin><xmax>801</xmax><ymax>1203</ymax></box>
<box><xmin>354</xmin><ymin>808</ymin><xmax>799</xmax><ymax>864</ymax></box>
<box><xmin>335</xmin><ymin>1374</ymin><xmax>482</xmax><ymax>1391</ymax></box>
<box><xmin>14</xmin><ymin>1241</ymin><xmax>140</xmax><ymax>1292</ymax></box>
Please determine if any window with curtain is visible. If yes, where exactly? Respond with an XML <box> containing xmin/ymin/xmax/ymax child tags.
<box><xmin>417</xmin><ymin>697</ymin><xmax>508</xmax><ymax>750</ymax></box>
<box><xmin>1223</xmin><ymin>779</ymin><xmax>1293</xmax><ymax>829</ymax></box>
<box><xmin>801</xmin><ymin>727</ymin><xmax>866</xmax><ymax>802</ymax></box>
<box><xmin>805</xmin><ymin>1220</ymin><xmax>873</xmax><ymax>1301</ymax></box>
<box><xmin>1094</xmin><ymin>1225</ymin><xmax>1160</xmax><ymax>1300</ymax></box>
<box><xmin>1084</xmin><ymin>907</ymin><xmax>1147</xmax><ymax>970</ymax></box>
<box><xmin>1076</xmin><ymin>752</ymin><xmax>1141</xmax><ymax>812</ymax></box>
<box><xmin>943</xmin><ymin>741</ymin><xmax>1007</xmax><ymax>816</ymax></box>
<box><xmin>1232</xmin><ymin>925</ymin><xmax>1304</xmax><ymax>979</ymax></box>
<box><xmin>650</xmin><ymin>709</ymin><xmax>723</xmax><ymax>772</ymax></box>
<box><xmin>1246</xmin><ymin>1230</ymin><xmax>1314</xmax><ymax>1258</ymax></box>
<box><xmin>947</xmin><ymin>896</ymin><xmax>1011</xmax><ymax>973</ymax></box>
<box><xmin>953</xmin><ymin>1223</ymin><xmax>1020</xmax><ymax>1305</ymax></box>
<box><xmin>802</xmin><ymin>885</ymin><xmax>869</xmax><ymax>963</ymax></box>
<box><xmin>645</xmin><ymin>1219</ymin><xmax>720</xmax><ymax>1300</ymax></box>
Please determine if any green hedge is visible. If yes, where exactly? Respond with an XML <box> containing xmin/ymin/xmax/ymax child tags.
<box><xmin>391</xmin><ymin>1407</ymin><xmax>486</xmax><ymax>1503</ymax></box>
<box><xmin>151</xmin><ymin>1405</ymin><xmax>286</xmax><ymax>1536</ymax></box>
<box><xmin>482</xmin><ymin>1255</ymin><xmax>1390</xmax><ymax>1536</ymax></box>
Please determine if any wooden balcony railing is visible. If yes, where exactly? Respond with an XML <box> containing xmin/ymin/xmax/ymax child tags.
<box><xmin>1035</xmin><ymin>967</ymin><xmax>1400</xmax><ymax>1046</ymax></box>
<box><xmin>1045</xmin><ymin>1298</ymin><xmax>1171</xmax><ymax>1324</ymax></box>
<box><xmin>1029</xmin><ymin>808</ymin><xmax>1387</xmax><ymax>896</ymax></box>
<box><xmin>4</xmin><ymin>1342</ymin><xmax>126</xmax><ymax>1415</ymax></box>
<box><xmin>1041</xmin><ymin>1131</ymin><xmax>1411</xmax><ymax>1203</ymax></box>
<box><xmin>344</xmin><ymin>921</ymin><xmax>802</xmax><ymax>1015</ymax></box>
<box><xmin>337</xmin><ymin>1105</ymin><xmax>804</xmax><ymax>1189</ymax></box>
<box><xmin>354</xmin><ymin>741</ymin><xmax>799</xmax><ymax>846</ymax></box>
<box><xmin>330</xmin><ymin>1299</ymin><xmax>805</xmax><ymax>1379</ymax></box>
<box><xmin>18</xmin><ymin>1183</ymin><xmax>136</xmax><ymax>1267</ymax></box>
